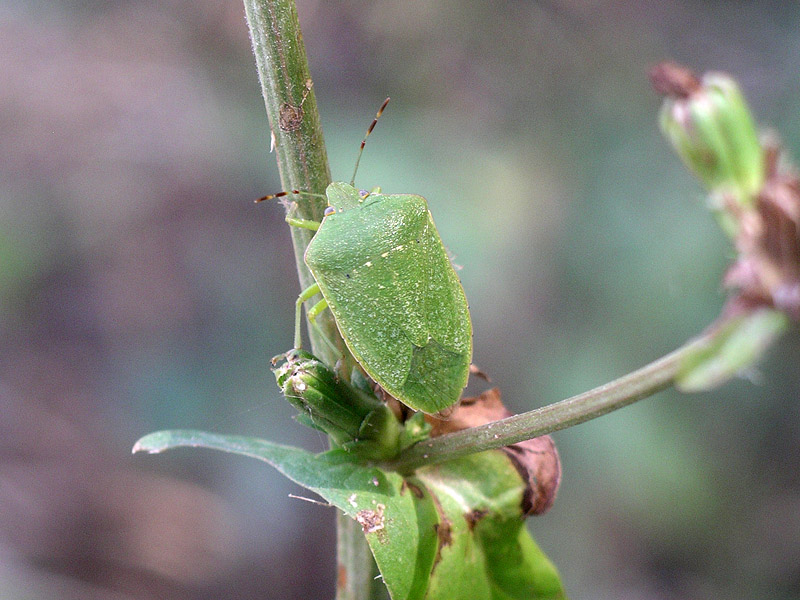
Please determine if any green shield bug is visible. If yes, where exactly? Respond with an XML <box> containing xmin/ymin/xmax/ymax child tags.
<box><xmin>259</xmin><ymin>99</ymin><xmax>472</xmax><ymax>414</ymax></box>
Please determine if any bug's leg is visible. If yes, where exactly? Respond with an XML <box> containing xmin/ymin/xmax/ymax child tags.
<box><xmin>306</xmin><ymin>297</ymin><xmax>341</xmax><ymax>357</ymax></box>
<box><xmin>285</xmin><ymin>217</ymin><xmax>321</xmax><ymax>231</ymax></box>
<box><xmin>295</xmin><ymin>282</ymin><xmax>321</xmax><ymax>349</ymax></box>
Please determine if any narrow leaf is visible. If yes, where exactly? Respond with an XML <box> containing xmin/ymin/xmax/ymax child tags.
<box><xmin>133</xmin><ymin>430</ymin><xmax>437</xmax><ymax>600</ymax></box>
<box><xmin>676</xmin><ymin>309</ymin><xmax>789</xmax><ymax>392</ymax></box>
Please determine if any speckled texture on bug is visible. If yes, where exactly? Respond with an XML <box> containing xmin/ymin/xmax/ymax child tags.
<box><xmin>304</xmin><ymin>182</ymin><xmax>472</xmax><ymax>413</ymax></box>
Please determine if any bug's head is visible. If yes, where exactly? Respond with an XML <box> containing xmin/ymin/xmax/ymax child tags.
<box><xmin>321</xmin><ymin>99</ymin><xmax>390</xmax><ymax>217</ymax></box>
<box><xmin>325</xmin><ymin>181</ymin><xmax>365</xmax><ymax>213</ymax></box>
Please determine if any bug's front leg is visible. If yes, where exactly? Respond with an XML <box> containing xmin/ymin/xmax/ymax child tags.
<box><xmin>285</xmin><ymin>216</ymin><xmax>321</xmax><ymax>231</ymax></box>
<box><xmin>295</xmin><ymin>283</ymin><xmax>340</xmax><ymax>357</ymax></box>
<box><xmin>295</xmin><ymin>282</ymin><xmax>322</xmax><ymax>348</ymax></box>
<box><xmin>306</xmin><ymin>297</ymin><xmax>341</xmax><ymax>356</ymax></box>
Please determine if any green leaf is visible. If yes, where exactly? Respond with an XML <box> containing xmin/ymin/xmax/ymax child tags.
<box><xmin>676</xmin><ymin>309</ymin><xmax>790</xmax><ymax>392</ymax></box>
<box><xmin>415</xmin><ymin>451</ymin><xmax>566</xmax><ymax>600</ymax></box>
<box><xmin>133</xmin><ymin>431</ymin><xmax>565</xmax><ymax>599</ymax></box>
<box><xmin>133</xmin><ymin>430</ymin><xmax>438</xmax><ymax>599</ymax></box>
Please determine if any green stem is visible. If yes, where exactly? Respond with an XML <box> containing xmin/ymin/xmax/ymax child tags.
<box><xmin>242</xmin><ymin>1</ymin><xmax>372</xmax><ymax>598</ymax></box>
<box><xmin>387</xmin><ymin>326</ymin><xmax>722</xmax><ymax>473</ymax></box>
<box><xmin>243</xmin><ymin>0</ymin><xmax>346</xmax><ymax>368</ymax></box>
<box><xmin>336</xmin><ymin>514</ymin><xmax>383</xmax><ymax>600</ymax></box>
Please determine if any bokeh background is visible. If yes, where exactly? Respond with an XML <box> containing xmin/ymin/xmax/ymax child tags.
<box><xmin>2</xmin><ymin>1</ymin><xmax>799</xmax><ymax>598</ymax></box>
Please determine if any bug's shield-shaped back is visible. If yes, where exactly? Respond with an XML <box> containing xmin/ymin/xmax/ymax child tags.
<box><xmin>306</xmin><ymin>186</ymin><xmax>472</xmax><ymax>414</ymax></box>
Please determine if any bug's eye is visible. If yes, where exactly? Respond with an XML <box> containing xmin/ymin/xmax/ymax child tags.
<box><xmin>324</xmin><ymin>206</ymin><xmax>336</xmax><ymax>216</ymax></box>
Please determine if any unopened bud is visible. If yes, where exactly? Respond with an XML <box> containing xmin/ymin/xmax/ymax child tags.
<box><xmin>653</xmin><ymin>63</ymin><xmax>764</xmax><ymax>207</ymax></box>
<box><xmin>274</xmin><ymin>350</ymin><xmax>402</xmax><ymax>457</ymax></box>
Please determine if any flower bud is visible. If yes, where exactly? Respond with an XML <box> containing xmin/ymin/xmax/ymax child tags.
<box><xmin>274</xmin><ymin>350</ymin><xmax>402</xmax><ymax>458</ymax></box>
<box><xmin>652</xmin><ymin>62</ymin><xmax>764</xmax><ymax>207</ymax></box>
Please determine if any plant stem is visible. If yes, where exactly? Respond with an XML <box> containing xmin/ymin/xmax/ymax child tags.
<box><xmin>243</xmin><ymin>0</ymin><xmax>345</xmax><ymax>368</ymax></box>
<box><xmin>242</xmin><ymin>1</ymin><xmax>372</xmax><ymax>598</ymax></box>
<box><xmin>387</xmin><ymin>326</ymin><xmax>722</xmax><ymax>473</ymax></box>
<box><xmin>337</xmin><ymin>513</ymin><xmax>382</xmax><ymax>600</ymax></box>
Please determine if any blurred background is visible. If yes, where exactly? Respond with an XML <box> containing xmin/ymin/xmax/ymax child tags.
<box><xmin>2</xmin><ymin>0</ymin><xmax>799</xmax><ymax>598</ymax></box>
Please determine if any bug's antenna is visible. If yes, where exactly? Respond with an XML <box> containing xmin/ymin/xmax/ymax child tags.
<box><xmin>350</xmin><ymin>97</ymin><xmax>390</xmax><ymax>186</ymax></box>
<box><xmin>255</xmin><ymin>190</ymin><xmax>301</xmax><ymax>203</ymax></box>
<box><xmin>255</xmin><ymin>189</ymin><xmax>326</xmax><ymax>203</ymax></box>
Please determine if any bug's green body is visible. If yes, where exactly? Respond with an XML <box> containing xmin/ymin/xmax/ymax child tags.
<box><xmin>303</xmin><ymin>182</ymin><xmax>472</xmax><ymax>414</ymax></box>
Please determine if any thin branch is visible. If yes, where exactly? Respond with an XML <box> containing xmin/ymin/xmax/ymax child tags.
<box><xmin>387</xmin><ymin>325</ymin><xmax>722</xmax><ymax>473</ymax></box>
<box><xmin>243</xmin><ymin>0</ymin><xmax>347</xmax><ymax>367</ymax></box>
<box><xmin>337</xmin><ymin>514</ymin><xmax>382</xmax><ymax>600</ymax></box>
<box><xmin>242</xmin><ymin>1</ymin><xmax>373</xmax><ymax>598</ymax></box>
